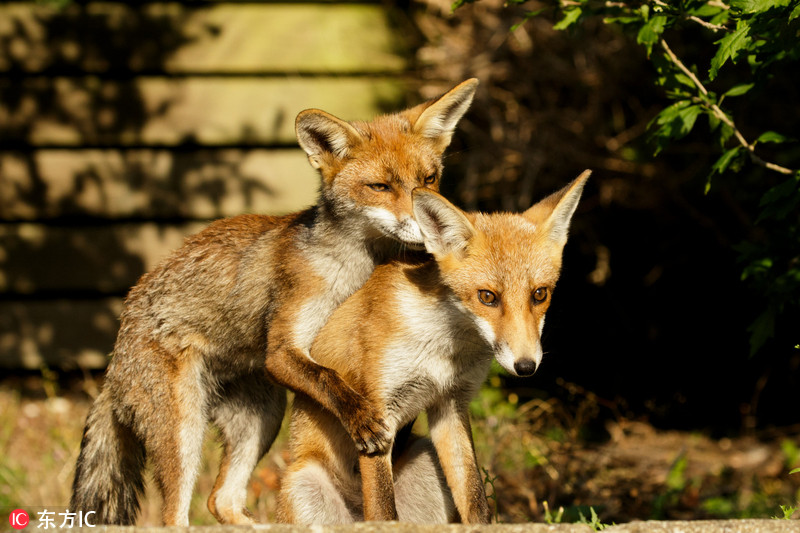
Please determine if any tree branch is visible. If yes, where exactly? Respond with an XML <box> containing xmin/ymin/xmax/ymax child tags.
<box><xmin>660</xmin><ymin>39</ymin><xmax>795</xmax><ymax>176</ymax></box>
<box><xmin>651</xmin><ymin>0</ymin><xmax>730</xmax><ymax>32</ymax></box>
<box><xmin>687</xmin><ymin>15</ymin><xmax>728</xmax><ymax>32</ymax></box>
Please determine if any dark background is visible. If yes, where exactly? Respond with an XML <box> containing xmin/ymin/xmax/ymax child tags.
<box><xmin>413</xmin><ymin>0</ymin><xmax>800</xmax><ymax>435</ymax></box>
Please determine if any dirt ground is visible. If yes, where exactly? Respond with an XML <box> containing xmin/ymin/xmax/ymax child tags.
<box><xmin>0</xmin><ymin>373</ymin><xmax>798</xmax><ymax>527</ymax></box>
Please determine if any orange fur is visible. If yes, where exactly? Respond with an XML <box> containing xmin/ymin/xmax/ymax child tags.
<box><xmin>71</xmin><ymin>79</ymin><xmax>478</xmax><ymax>526</ymax></box>
<box><xmin>278</xmin><ymin>172</ymin><xmax>590</xmax><ymax>525</ymax></box>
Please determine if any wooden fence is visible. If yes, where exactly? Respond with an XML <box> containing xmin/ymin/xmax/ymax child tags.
<box><xmin>0</xmin><ymin>1</ymin><xmax>409</xmax><ymax>369</ymax></box>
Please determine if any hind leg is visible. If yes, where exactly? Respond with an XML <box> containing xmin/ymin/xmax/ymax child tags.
<box><xmin>125</xmin><ymin>354</ymin><xmax>210</xmax><ymax>526</ymax></box>
<box><xmin>278</xmin><ymin>458</ymin><xmax>357</xmax><ymax>524</ymax></box>
<box><xmin>207</xmin><ymin>374</ymin><xmax>286</xmax><ymax>524</ymax></box>
<box><xmin>394</xmin><ymin>437</ymin><xmax>457</xmax><ymax>523</ymax></box>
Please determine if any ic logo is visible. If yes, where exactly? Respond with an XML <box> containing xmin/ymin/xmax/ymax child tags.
<box><xmin>9</xmin><ymin>509</ymin><xmax>29</xmax><ymax>530</ymax></box>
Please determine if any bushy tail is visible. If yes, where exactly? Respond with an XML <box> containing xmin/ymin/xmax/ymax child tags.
<box><xmin>71</xmin><ymin>388</ymin><xmax>146</xmax><ymax>525</ymax></box>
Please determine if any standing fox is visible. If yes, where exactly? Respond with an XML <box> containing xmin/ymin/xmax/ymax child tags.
<box><xmin>70</xmin><ymin>79</ymin><xmax>478</xmax><ymax>526</ymax></box>
<box><xmin>278</xmin><ymin>172</ymin><xmax>590</xmax><ymax>524</ymax></box>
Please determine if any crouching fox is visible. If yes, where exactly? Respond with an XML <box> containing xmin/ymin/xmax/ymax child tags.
<box><xmin>278</xmin><ymin>171</ymin><xmax>590</xmax><ymax>524</ymax></box>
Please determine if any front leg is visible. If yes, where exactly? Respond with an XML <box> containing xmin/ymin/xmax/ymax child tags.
<box><xmin>427</xmin><ymin>397</ymin><xmax>491</xmax><ymax>524</ymax></box>
<box><xmin>265</xmin><ymin>313</ymin><xmax>393</xmax><ymax>455</ymax></box>
<box><xmin>359</xmin><ymin>452</ymin><xmax>397</xmax><ymax>521</ymax></box>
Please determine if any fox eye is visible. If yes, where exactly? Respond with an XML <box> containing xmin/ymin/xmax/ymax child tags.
<box><xmin>423</xmin><ymin>173</ymin><xmax>437</xmax><ymax>185</ymax></box>
<box><xmin>478</xmin><ymin>290</ymin><xmax>498</xmax><ymax>307</ymax></box>
<box><xmin>367</xmin><ymin>183</ymin><xmax>391</xmax><ymax>192</ymax></box>
<box><xmin>532</xmin><ymin>287</ymin><xmax>548</xmax><ymax>305</ymax></box>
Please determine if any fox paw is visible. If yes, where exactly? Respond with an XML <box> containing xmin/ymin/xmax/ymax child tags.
<box><xmin>355</xmin><ymin>423</ymin><xmax>394</xmax><ymax>456</ymax></box>
<box><xmin>345</xmin><ymin>408</ymin><xmax>393</xmax><ymax>455</ymax></box>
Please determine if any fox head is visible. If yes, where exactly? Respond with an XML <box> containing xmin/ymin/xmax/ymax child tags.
<box><xmin>295</xmin><ymin>79</ymin><xmax>478</xmax><ymax>247</ymax></box>
<box><xmin>412</xmin><ymin>171</ymin><xmax>590</xmax><ymax>377</ymax></box>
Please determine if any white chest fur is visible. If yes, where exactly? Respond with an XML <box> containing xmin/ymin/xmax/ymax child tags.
<box><xmin>377</xmin><ymin>287</ymin><xmax>492</xmax><ymax>430</ymax></box>
<box><xmin>293</xmin><ymin>243</ymin><xmax>376</xmax><ymax>353</ymax></box>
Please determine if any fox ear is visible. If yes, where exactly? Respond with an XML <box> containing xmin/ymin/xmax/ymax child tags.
<box><xmin>296</xmin><ymin>109</ymin><xmax>363</xmax><ymax>170</ymax></box>
<box><xmin>411</xmin><ymin>78</ymin><xmax>479</xmax><ymax>150</ymax></box>
<box><xmin>523</xmin><ymin>170</ymin><xmax>591</xmax><ymax>246</ymax></box>
<box><xmin>412</xmin><ymin>189</ymin><xmax>475</xmax><ymax>258</ymax></box>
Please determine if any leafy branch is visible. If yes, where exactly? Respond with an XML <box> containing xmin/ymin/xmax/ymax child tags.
<box><xmin>658</xmin><ymin>38</ymin><xmax>793</xmax><ymax>177</ymax></box>
<box><xmin>454</xmin><ymin>0</ymin><xmax>800</xmax><ymax>355</ymax></box>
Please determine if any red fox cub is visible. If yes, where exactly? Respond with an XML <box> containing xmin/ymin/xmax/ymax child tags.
<box><xmin>277</xmin><ymin>172</ymin><xmax>589</xmax><ymax>524</ymax></box>
<box><xmin>70</xmin><ymin>79</ymin><xmax>478</xmax><ymax>526</ymax></box>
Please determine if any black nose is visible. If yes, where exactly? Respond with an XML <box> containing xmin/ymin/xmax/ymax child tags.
<box><xmin>514</xmin><ymin>359</ymin><xmax>538</xmax><ymax>377</ymax></box>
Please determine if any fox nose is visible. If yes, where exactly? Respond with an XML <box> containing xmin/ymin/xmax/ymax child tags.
<box><xmin>514</xmin><ymin>358</ymin><xmax>538</xmax><ymax>377</ymax></box>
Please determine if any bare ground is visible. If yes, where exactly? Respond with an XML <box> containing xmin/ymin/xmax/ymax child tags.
<box><xmin>0</xmin><ymin>374</ymin><xmax>798</xmax><ymax>527</ymax></box>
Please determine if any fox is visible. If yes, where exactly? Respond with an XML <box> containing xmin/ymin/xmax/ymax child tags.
<box><xmin>70</xmin><ymin>79</ymin><xmax>479</xmax><ymax>526</ymax></box>
<box><xmin>277</xmin><ymin>171</ymin><xmax>590</xmax><ymax>524</ymax></box>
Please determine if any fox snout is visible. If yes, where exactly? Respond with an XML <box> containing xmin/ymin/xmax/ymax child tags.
<box><xmin>394</xmin><ymin>216</ymin><xmax>424</xmax><ymax>246</ymax></box>
<box><xmin>365</xmin><ymin>206</ymin><xmax>425</xmax><ymax>247</ymax></box>
<box><xmin>494</xmin><ymin>340</ymin><xmax>543</xmax><ymax>378</ymax></box>
<box><xmin>513</xmin><ymin>358</ymin><xmax>538</xmax><ymax>377</ymax></box>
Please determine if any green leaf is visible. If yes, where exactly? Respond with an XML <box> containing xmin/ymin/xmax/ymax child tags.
<box><xmin>674</xmin><ymin>73</ymin><xmax>696</xmax><ymax>88</ymax></box>
<box><xmin>672</xmin><ymin>104</ymin><xmax>703</xmax><ymax>137</ymax></box>
<box><xmin>759</xmin><ymin>176</ymin><xmax>799</xmax><ymax>205</ymax></box>
<box><xmin>649</xmin><ymin>101</ymin><xmax>703</xmax><ymax>155</ymax></box>
<box><xmin>553</xmin><ymin>8</ymin><xmax>582</xmax><ymax>30</ymax></box>
<box><xmin>688</xmin><ymin>3</ymin><xmax>727</xmax><ymax>17</ymax></box>
<box><xmin>708</xmin><ymin>112</ymin><xmax>721</xmax><ymax>132</ymax></box>
<box><xmin>604</xmin><ymin>16</ymin><xmax>642</xmax><ymax>25</ymax></box>
<box><xmin>652</xmin><ymin>101</ymin><xmax>690</xmax><ymax>128</ymax></box>
<box><xmin>756</xmin><ymin>131</ymin><xmax>790</xmax><ymax>144</ymax></box>
<box><xmin>718</xmin><ymin>123</ymin><xmax>735</xmax><ymax>149</ymax></box>
<box><xmin>511</xmin><ymin>9</ymin><xmax>545</xmax><ymax>32</ymax></box>
<box><xmin>710</xmin><ymin>10</ymin><xmax>731</xmax><ymax>27</ymax></box>
<box><xmin>450</xmin><ymin>0</ymin><xmax>476</xmax><ymax>12</ymax></box>
<box><xmin>637</xmin><ymin>15</ymin><xmax>668</xmax><ymax>56</ymax></box>
<box><xmin>706</xmin><ymin>146</ymin><xmax>743</xmax><ymax>192</ymax></box>
<box><xmin>724</xmin><ymin>83</ymin><xmax>755</xmax><ymax>97</ymax></box>
<box><xmin>713</xmin><ymin>147</ymin><xmax>743</xmax><ymax>175</ymax></box>
<box><xmin>791</xmin><ymin>4</ymin><xmax>800</xmax><ymax>20</ymax></box>
<box><xmin>673</xmin><ymin>105</ymin><xmax>703</xmax><ymax>139</ymax></box>
<box><xmin>791</xmin><ymin>468</ymin><xmax>800</xmax><ymax>475</ymax></box>
<box><xmin>730</xmin><ymin>0</ymin><xmax>776</xmax><ymax>14</ymax></box>
<box><xmin>757</xmin><ymin>175</ymin><xmax>800</xmax><ymax>221</ymax></box>
<box><xmin>747</xmin><ymin>307</ymin><xmax>775</xmax><ymax>357</ymax></box>
<box><xmin>709</xmin><ymin>21</ymin><xmax>751</xmax><ymax>80</ymax></box>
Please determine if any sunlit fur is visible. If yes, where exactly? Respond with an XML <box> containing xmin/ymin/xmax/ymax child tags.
<box><xmin>70</xmin><ymin>79</ymin><xmax>478</xmax><ymax>526</ymax></box>
<box><xmin>278</xmin><ymin>171</ymin><xmax>589</xmax><ymax>524</ymax></box>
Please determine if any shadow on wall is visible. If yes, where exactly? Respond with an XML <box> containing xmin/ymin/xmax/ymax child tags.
<box><xmin>0</xmin><ymin>3</ymin><xmax>283</xmax><ymax>370</ymax></box>
<box><xmin>0</xmin><ymin>1</ymin><xmax>408</xmax><ymax>370</ymax></box>
<box><xmin>0</xmin><ymin>3</ymin><xmax>281</xmax><ymax>222</ymax></box>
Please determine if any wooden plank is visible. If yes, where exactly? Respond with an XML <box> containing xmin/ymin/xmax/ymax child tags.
<box><xmin>0</xmin><ymin>76</ymin><xmax>405</xmax><ymax>146</ymax></box>
<box><xmin>0</xmin><ymin>222</ymin><xmax>208</xmax><ymax>294</ymax></box>
<box><xmin>0</xmin><ymin>298</ymin><xmax>120</xmax><ymax>370</ymax></box>
<box><xmin>0</xmin><ymin>148</ymin><xmax>319</xmax><ymax>220</ymax></box>
<box><xmin>0</xmin><ymin>3</ymin><xmax>407</xmax><ymax>74</ymax></box>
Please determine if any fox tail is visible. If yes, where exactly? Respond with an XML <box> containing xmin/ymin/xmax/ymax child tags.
<box><xmin>70</xmin><ymin>387</ymin><xmax>145</xmax><ymax>525</ymax></box>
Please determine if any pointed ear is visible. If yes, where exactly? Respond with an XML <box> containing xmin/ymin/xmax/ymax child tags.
<box><xmin>295</xmin><ymin>109</ymin><xmax>364</xmax><ymax>170</ymax></box>
<box><xmin>412</xmin><ymin>78</ymin><xmax>479</xmax><ymax>150</ymax></box>
<box><xmin>523</xmin><ymin>170</ymin><xmax>591</xmax><ymax>246</ymax></box>
<box><xmin>412</xmin><ymin>188</ymin><xmax>475</xmax><ymax>258</ymax></box>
